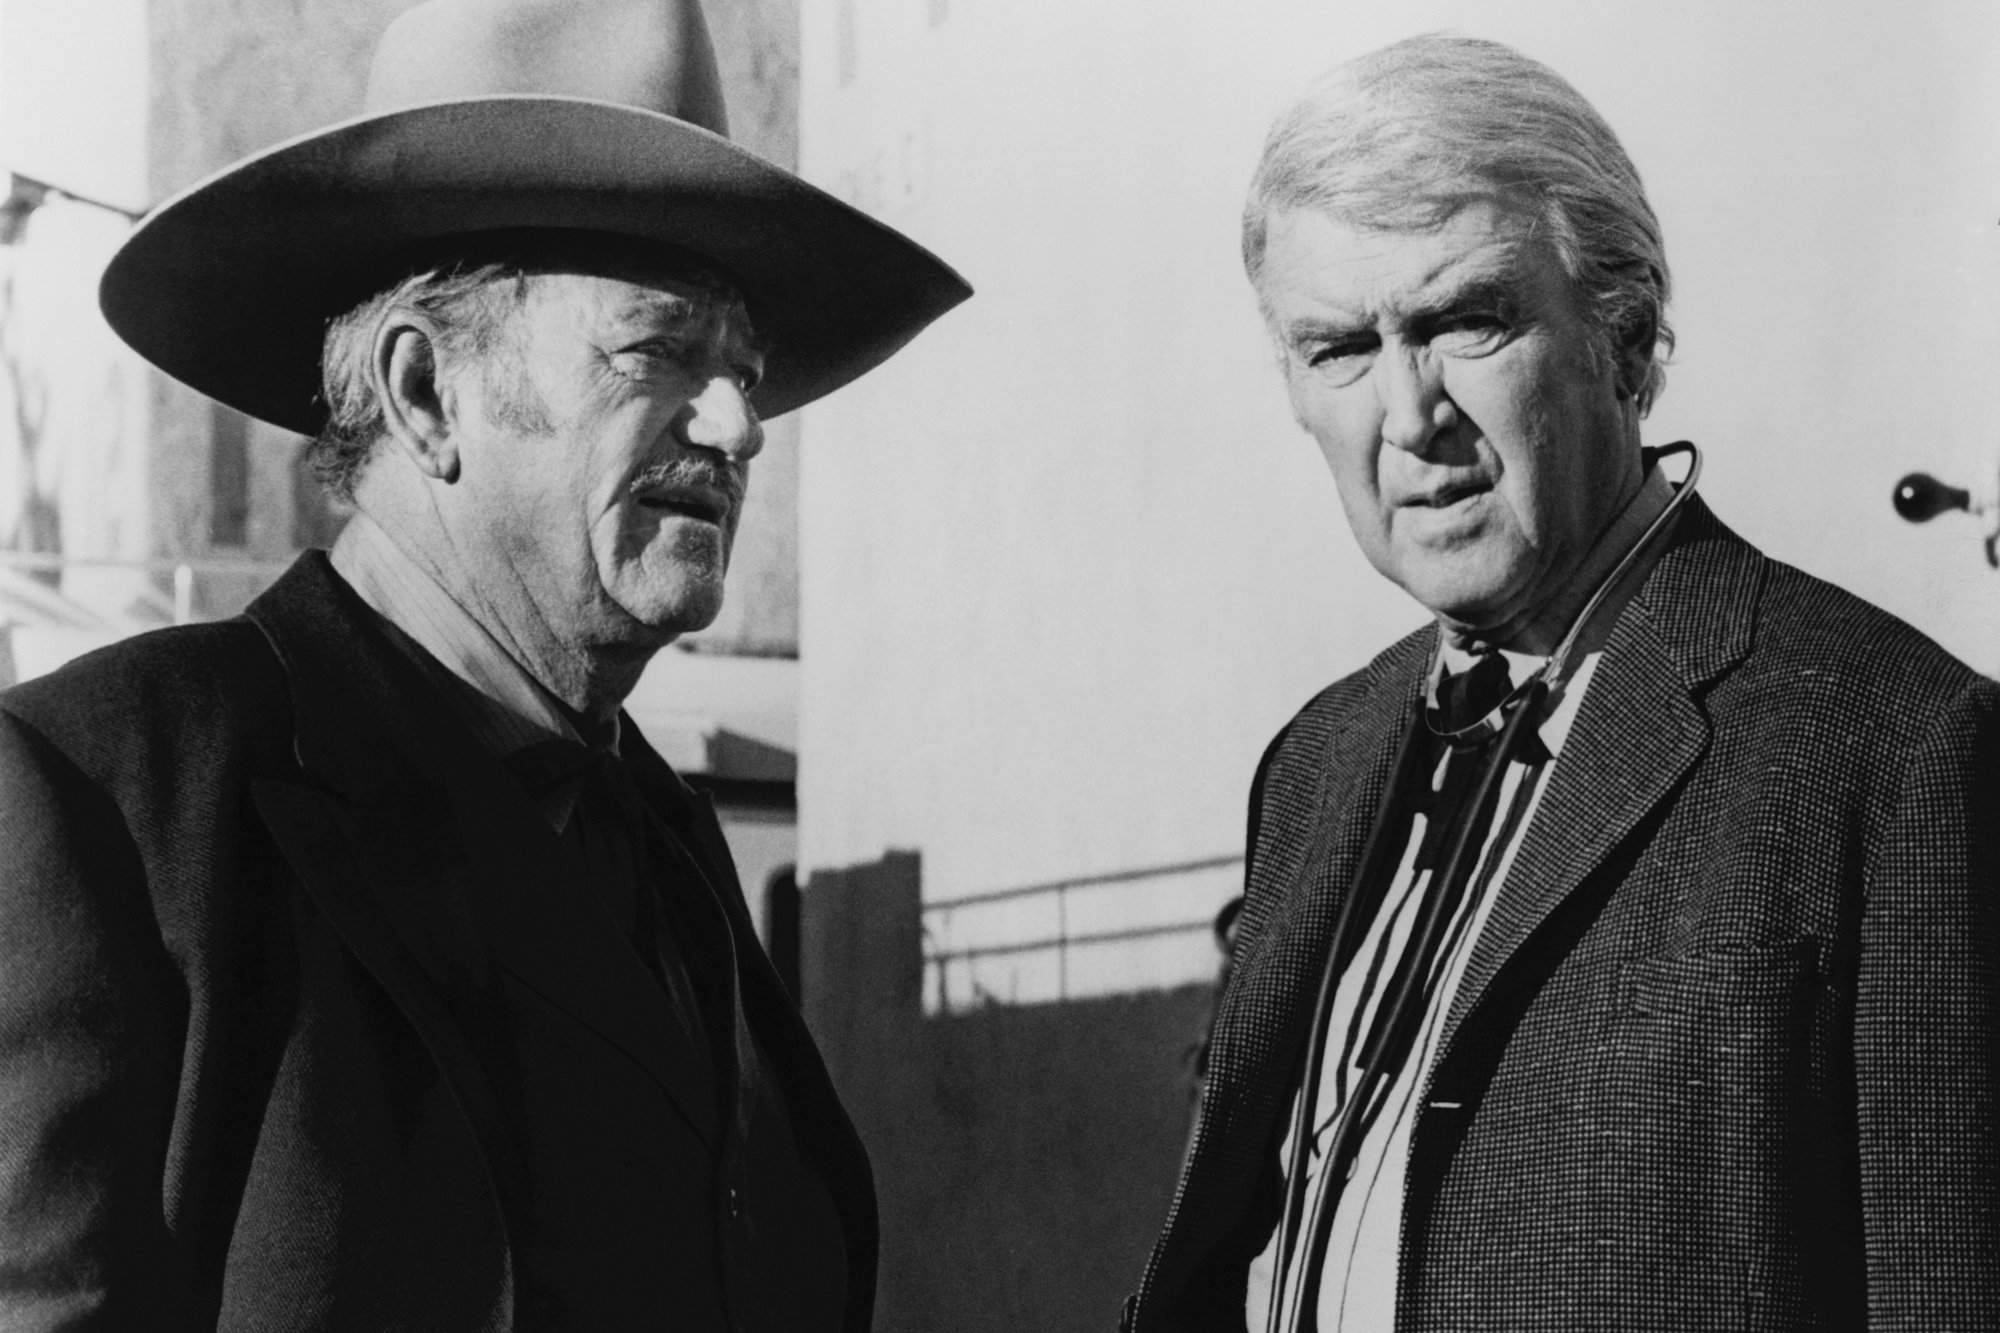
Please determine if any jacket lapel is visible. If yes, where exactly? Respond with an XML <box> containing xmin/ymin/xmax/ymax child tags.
<box><xmin>250</xmin><ymin>773</ymin><xmax>531</xmax><ymax>1208</ymax></box>
<box><xmin>1134</xmin><ymin>633</ymin><xmax>1433</xmax><ymax>1324</ymax></box>
<box><xmin>431</xmin><ymin>719</ymin><xmax>723</xmax><ymax>1149</ymax></box>
<box><xmin>1434</xmin><ymin>497</ymin><xmax>1763</xmax><ymax>1056</ymax></box>
<box><xmin>617</xmin><ymin>730</ymin><xmax>750</xmax><ymax>1112</ymax></box>
<box><xmin>1157</xmin><ymin>634</ymin><xmax>1429</xmax><ymax>1238</ymax></box>
<box><xmin>243</xmin><ymin>553</ymin><xmax>721</xmax><ymax>1154</ymax></box>
<box><xmin>1226</xmin><ymin>639</ymin><xmax>1432</xmax><ymax>1092</ymax></box>
<box><xmin>617</xmin><ymin>726</ymin><xmax>889</xmax><ymax>1326</ymax></box>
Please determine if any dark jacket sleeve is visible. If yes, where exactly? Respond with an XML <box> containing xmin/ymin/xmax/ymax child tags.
<box><xmin>0</xmin><ymin>710</ymin><xmax>186</xmax><ymax>1330</ymax></box>
<box><xmin>1854</xmin><ymin>677</ymin><xmax>2000</xmax><ymax>1325</ymax></box>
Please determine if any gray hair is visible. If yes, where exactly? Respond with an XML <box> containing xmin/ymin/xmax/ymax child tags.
<box><xmin>1243</xmin><ymin>34</ymin><xmax>1673</xmax><ymax>412</ymax></box>
<box><xmin>311</xmin><ymin>261</ymin><xmax>531</xmax><ymax>502</ymax></box>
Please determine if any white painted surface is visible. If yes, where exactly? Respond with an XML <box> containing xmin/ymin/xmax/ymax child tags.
<box><xmin>716</xmin><ymin>806</ymin><xmax>796</xmax><ymax>947</ymax></box>
<box><xmin>0</xmin><ymin>0</ymin><xmax>149</xmax><ymax>211</ymax></box>
<box><xmin>0</xmin><ymin>201</ymin><xmax>151</xmax><ymax>606</ymax></box>
<box><xmin>797</xmin><ymin>0</ymin><xmax>2000</xmax><ymax>1004</ymax></box>
<box><xmin>0</xmin><ymin>2</ymin><xmax>154</xmax><ymax>628</ymax></box>
<box><xmin>624</xmin><ymin>649</ymin><xmax>798</xmax><ymax>780</ymax></box>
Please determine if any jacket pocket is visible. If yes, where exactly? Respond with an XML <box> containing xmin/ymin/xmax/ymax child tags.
<box><xmin>1590</xmin><ymin>938</ymin><xmax>1823</xmax><ymax>1328</ymax></box>
<box><xmin>1616</xmin><ymin>937</ymin><xmax>1820</xmax><ymax>1021</ymax></box>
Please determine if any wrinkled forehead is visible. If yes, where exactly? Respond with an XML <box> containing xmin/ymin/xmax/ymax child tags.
<box><xmin>1253</xmin><ymin>196</ymin><xmax>1554</xmax><ymax>311</ymax></box>
<box><xmin>1299</xmin><ymin>178</ymin><xmax>1546</xmax><ymax>256</ymax></box>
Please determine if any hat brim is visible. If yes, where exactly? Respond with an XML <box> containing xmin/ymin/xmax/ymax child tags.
<box><xmin>99</xmin><ymin>96</ymin><xmax>972</xmax><ymax>434</ymax></box>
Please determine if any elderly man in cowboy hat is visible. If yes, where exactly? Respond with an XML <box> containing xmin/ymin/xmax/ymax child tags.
<box><xmin>1126</xmin><ymin>34</ymin><xmax>2000</xmax><ymax>1333</ymax></box>
<box><xmin>0</xmin><ymin>0</ymin><xmax>966</xmax><ymax>1328</ymax></box>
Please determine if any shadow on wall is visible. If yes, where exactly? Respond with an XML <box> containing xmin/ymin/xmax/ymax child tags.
<box><xmin>804</xmin><ymin>850</ymin><xmax>1220</xmax><ymax>1333</ymax></box>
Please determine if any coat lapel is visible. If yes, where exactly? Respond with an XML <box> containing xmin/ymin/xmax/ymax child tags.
<box><xmin>243</xmin><ymin>553</ymin><xmax>721</xmax><ymax>1155</ymax></box>
<box><xmin>1434</xmin><ymin>497</ymin><xmax>1763</xmax><ymax>1057</ymax></box>
<box><xmin>1157</xmin><ymin>635</ymin><xmax>1427</xmax><ymax>1222</ymax></box>
<box><xmin>1225</xmin><ymin>639</ymin><xmax>1431</xmax><ymax>1094</ymax></box>
<box><xmin>250</xmin><ymin>773</ymin><xmax>531</xmax><ymax>1205</ymax></box>
<box><xmin>1133</xmin><ymin>632</ymin><xmax>1433</xmax><ymax>1324</ymax></box>
<box><xmin>431</xmin><ymin>718</ymin><xmax>723</xmax><ymax>1149</ymax></box>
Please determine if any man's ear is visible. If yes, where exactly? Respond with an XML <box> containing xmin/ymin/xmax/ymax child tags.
<box><xmin>373</xmin><ymin>315</ymin><xmax>460</xmax><ymax>482</ymax></box>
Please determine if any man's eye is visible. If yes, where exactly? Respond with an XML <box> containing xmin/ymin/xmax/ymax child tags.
<box><xmin>1300</xmin><ymin>340</ymin><xmax>1374</xmax><ymax>386</ymax></box>
<box><xmin>1305</xmin><ymin>336</ymin><xmax>1370</xmax><ymax>362</ymax></box>
<box><xmin>615</xmin><ymin>342</ymin><xmax>688</xmax><ymax>374</ymax></box>
<box><xmin>731</xmin><ymin>362</ymin><xmax>764</xmax><ymax>394</ymax></box>
<box><xmin>1430</xmin><ymin>315</ymin><xmax>1508</xmax><ymax>355</ymax></box>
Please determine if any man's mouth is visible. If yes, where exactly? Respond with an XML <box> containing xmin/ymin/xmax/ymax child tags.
<box><xmin>1404</xmin><ymin>479</ymin><xmax>1489</xmax><ymax>509</ymax></box>
<box><xmin>635</xmin><ymin>487</ymin><xmax>731</xmax><ymax>525</ymax></box>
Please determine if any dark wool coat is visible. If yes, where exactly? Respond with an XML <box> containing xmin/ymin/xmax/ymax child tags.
<box><xmin>0</xmin><ymin>554</ymin><xmax>875</xmax><ymax>1332</ymax></box>
<box><xmin>1126</xmin><ymin>498</ymin><xmax>2000</xmax><ymax>1331</ymax></box>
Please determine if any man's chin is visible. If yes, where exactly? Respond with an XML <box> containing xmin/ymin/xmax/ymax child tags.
<box><xmin>1394</xmin><ymin>566</ymin><xmax>1530</xmax><ymax>635</ymax></box>
<box><xmin>1381</xmin><ymin>525</ymin><xmax>1530</xmax><ymax>608</ymax></box>
<box><xmin>605</xmin><ymin>579</ymin><xmax>727</xmax><ymax>643</ymax></box>
<box><xmin>642</xmin><ymin>600</ymin><xmax>725</xmax><ymax>640</ymax></box>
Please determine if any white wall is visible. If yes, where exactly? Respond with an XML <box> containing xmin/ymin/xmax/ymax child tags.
<box><xmin>800</xmin><ymin>0</ymin><xmax>2000</xmax><ymax>1005</ymax></box>
<box><xmin>0</xmin><ymin>0</ymin><xmax>149</xmax><ymax>212</ymax></box>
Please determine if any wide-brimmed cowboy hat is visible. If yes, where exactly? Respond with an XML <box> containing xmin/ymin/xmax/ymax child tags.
<box><xmin>98</xmin><ymin>0</ymin><xmax>971</xmax><ymax>435</ymax></box>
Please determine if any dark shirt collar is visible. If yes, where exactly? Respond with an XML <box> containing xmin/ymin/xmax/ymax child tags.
<box><xmin>332</xmin><ymin>512</ymin><xmax>621</xmax><ymax>830</ymax></box>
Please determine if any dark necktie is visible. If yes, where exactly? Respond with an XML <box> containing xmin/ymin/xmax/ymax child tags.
<box><xmin>1412</xmin><ymin>648</ymin><xmax>1521</xmax><ymax>869</ymax></box>
<box><xmin>502</xmin><ymin>739</ymin><xmax>713</xmax><ymax>1067</ymax></box>
<box><xmin>1432</xmin><ymin>646</ymin><xmax>1513</xmax><ymax>734</ymax></box>
<box><xmin>1356</xmin><ymin>648</ymin><xmax>1535</xmax><ymax>1090</ymax></box>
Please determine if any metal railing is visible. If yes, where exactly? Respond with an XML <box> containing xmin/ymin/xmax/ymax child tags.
<box><xmin>922</xmin><ymin>852</ymin><xmax>1242</xmax><ymax>1008</ymax></box>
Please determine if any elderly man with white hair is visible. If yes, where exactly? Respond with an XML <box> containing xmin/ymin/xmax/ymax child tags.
<box><xmin>0</xmin><ymin>0</ymin><xmax>966</xmax><ymax>1328</ymax></box>
<box><xmin>1125</xmin><ymin>34</ymin><xmax>1999</xmax><ymax>1333</ymax></box>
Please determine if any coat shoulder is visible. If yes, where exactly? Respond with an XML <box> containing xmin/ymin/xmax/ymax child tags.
<box><xmin>1238</xmin><ymin>623</ymin><xmax>1430</xmax><ymax>931</ymax></box>
<box><xmin>1261</xmin><ymin>622</ymin><xmax>1432</xmax><ymax>789</ymax></box>
<box><xmin>1656</xmin><ymin>500</ymin><xmax>1991</xmax><ymax>720</ymax></box>
<box><xmin>0</xmin><ymin>619</ymin><xmax>294</xmax><ymax>789</ymax></box>
<box><xmin>1748</xmin><ymin>555</ymin><xmax>1992</xmax><ymax>710</ymax></box>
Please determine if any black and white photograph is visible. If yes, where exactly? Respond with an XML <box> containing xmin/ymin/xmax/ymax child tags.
<box><xmin>0</xmin><ymin>1</ymin><xmax>1995</xmax><ymax>1329</ymax></box>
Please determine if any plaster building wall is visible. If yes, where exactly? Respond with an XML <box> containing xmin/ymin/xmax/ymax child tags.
<box><xmin>687</xmin><ymin>0</ymin><xmax>802</xmax><ymax>656</ymax></box>
<box><xmin>794</xmin><ymin>2</ymin><xmax>2000</xmax><ymax>1329</ymax></box>
<box><xmin>807</xmin><ymin>851</ymin><xmax>1217</xmax><ymax>1333</ymax></box>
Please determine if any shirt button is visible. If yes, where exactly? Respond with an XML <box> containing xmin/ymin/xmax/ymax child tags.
<box><xmin>727</xmin><ymin>1185</ymin><xmax>742</xmax><ymax>1219</ymax></box>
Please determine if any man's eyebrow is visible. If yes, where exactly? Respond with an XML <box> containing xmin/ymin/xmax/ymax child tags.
<box><xmin>1277</xmin><ymin>313</ymin><xmax>1374</xmax><ymax>346</ymax></box>
<box><xmin>1274</xmin><ymin>263</ymin><xmax>1529</xmax><ymax>348</ymax></box>
<box><xmin>613</xmin><ymin>288</ymin><xmax>769</xmax><ymax>353</ymax></box>
<box><xmin>614</xmin><ymin>288</ymin><xmax>717</xmax><ymax>328</ymax></box>
<box><xmin>1404</xmin><ymin>271</ymin><xmax>1521</xmax><ymax>325</ymax></box>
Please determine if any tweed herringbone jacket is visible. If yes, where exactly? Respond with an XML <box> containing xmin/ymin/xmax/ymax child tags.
<box><xmin>1126</xmin><ymin>498</ymin><xmax>2000</xmax><ymax>1331</ymax></box>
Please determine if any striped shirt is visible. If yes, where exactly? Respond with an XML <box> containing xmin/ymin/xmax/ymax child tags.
<box><xmin>1250</xmin><ymin>463</ymin><xmax>1679</xmax><ymax>1332</ymax></box>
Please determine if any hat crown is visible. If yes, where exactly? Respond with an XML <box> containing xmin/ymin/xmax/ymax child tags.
<box><xmin>365</xmin><ymin>0</ymin><xmax>728</xmax><ymax>136</ymax></box>
<box><xmin>101</xmin><ymin>0</ymin><xmax>969</xmax><ymax>436</ymax></box>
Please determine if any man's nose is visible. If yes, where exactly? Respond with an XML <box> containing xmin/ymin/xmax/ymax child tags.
<box><xmin>683</xmin><ymin>375</ymin><xmax>765</xmax><ymax>461</ymax></box>
<box><xmin>1375</xmin><ymin>346</ymin><xmax>1455</xmax><ymax>455</ymax></box>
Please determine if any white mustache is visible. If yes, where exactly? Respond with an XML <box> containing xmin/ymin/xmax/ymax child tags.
<box><xmin>628</xmin><ymin>459</ymin><xmax>745</xmax><ymax>509</ymax></box>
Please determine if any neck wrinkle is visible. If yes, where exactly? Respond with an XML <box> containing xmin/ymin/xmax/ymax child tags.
<box><xmin>1456</xmin><ymin>461</ymin><xmax>1674</xmax><ymax>657</ymax></box>
<box><xmin>331</xmin><ymin>508</ymin><xmax>631</xmax><ymax>741</ymax></box>
<box><xmin>347</xmin><ymin>443</ymin><xmax>663</xmax><ymax>725</ymax></box>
